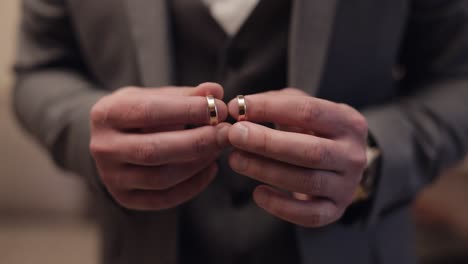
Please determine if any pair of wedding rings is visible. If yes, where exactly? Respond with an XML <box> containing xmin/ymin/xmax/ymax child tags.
<box><xmin>206</xmin><ymin>95</ymin><xmax>246</xmax><ymax>125</ymax></box>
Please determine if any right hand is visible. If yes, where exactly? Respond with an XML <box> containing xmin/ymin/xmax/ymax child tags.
<box><xmin>90</xmin><ymin>83</ymin><xmax>229</xmax><ymax>211</ymax></box>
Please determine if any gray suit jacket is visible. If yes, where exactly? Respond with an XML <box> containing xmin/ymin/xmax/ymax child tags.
<box><xmin>13</xmin><ymin>0</ymin><xmax>468</xmax><ymax>263</ymax></box>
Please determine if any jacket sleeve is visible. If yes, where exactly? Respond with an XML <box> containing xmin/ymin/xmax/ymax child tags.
<box><xmin>362</xmin><ymin>0</ymin><xmax>468</xmax><ymax>224</ymax></box>
<box><xmin>13</xmin><ymin>0</ymin><xmax>108</xmax><ymax>190</ymax></box>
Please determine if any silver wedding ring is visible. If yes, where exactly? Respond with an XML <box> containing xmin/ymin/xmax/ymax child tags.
<box><xmin>206</xmin><ymin>95</ymin><xmax>218</xmax><ymax>125</ymax></box>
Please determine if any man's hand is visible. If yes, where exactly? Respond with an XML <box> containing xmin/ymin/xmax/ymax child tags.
<box><xmin>227</xmin><ymin>88</ymin><xmax>368</xmax><ymax>227</ymax></box>
<box><xmin>90</xmin><ymin>83</ymin><xmax>230</xmax><ymax>211</ymax></box>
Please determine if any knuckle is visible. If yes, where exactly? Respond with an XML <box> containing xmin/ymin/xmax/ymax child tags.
<box><xmin>304</xmin><ymin>173</ymin><xmax>325</xmax><ymax>195</ymax></box>
<box><xmin>297</xmin><ymin>100</ymin><xmax>322</xmax><ymax>124</ymax></box>
<box><xmin>255</xmin><ymin>131</ymin><xmax>274</xmax><ymax>154</ymax></box>
<box><xmin>193</xmin><ymin>133</ymin><xmax>212</xmax><ymax>154</ymax></box>
<box><xmin>303</xmin><ymin>145</ymin><xmax>333</xmax><ymax>166</ymax></box>
<box><xmin>303</xmin><ymin>145</ymin><xmax>320</xmax><ymax>164</ymax></box>
<box><xmin>186</xmin><ymin>101</ymin><xmax>200</xmax><ymax>124</ymax></box>
<box><xmin>349</xmin><ymin>149</ymin><xmax>367</xmax><ymax>171</ymax></box>
<box><xmin>138</xmin><ymin>101</ymin><xmax>156</xmax><ymax>125</ymax></box>
<box><xmin>117</xmin><ymin>99</ymin><xmax>158</xmax><ymax>126</ymax></box>
<box><xmin>134</xmin><ymin>141</ymin><xmax>160</xmax><ymax>164</ymax></box>
<box><xmin>134</xmin><ymin>101</ymin><xmax>157</xmax><ymax>125</ymax></box>
<box><xmin>258</xmin><ymin>99</ymin><xmax>268</xmax><ymax>120</ymax></box>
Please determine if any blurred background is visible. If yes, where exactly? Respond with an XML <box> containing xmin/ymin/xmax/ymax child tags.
<box><xmin>0</xmin><ymin>1</ymin><xmax>467</xmax><ymax>264</ymax></box>
<box><xmin>0</xmin><ymin>1</ymin><xmax>98</xmax><ymax>263</ymax></box>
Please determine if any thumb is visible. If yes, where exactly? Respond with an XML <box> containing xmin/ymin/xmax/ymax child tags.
<box><xmin>189</xmin><ymin>82</ymin><xmax>224</xmax><ymax>99</ymax></box>
<box><xmin>155</xmin><ymin>82</ymin><xmax>224</xmax><ymax>99</ymax></box>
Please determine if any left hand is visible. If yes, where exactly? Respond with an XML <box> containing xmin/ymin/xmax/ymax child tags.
<box><xmin>227</xmin><ymin>88</ymin><xmax>368</xmax><ymax>227</ymax></box>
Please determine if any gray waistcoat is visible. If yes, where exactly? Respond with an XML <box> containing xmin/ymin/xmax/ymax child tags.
<box><xmin>169</xmin><ymin>0</ymin><xmax>300</xmax><ymax>263</ymax></box>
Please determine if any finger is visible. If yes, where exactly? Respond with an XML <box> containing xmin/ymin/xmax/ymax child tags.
<box><xmin>229</xmin><ymin>151</ymin><xmax>357</xmax><ymax>204</ymax></box>
<box><xmin>93</xmin><ymin>124</ymin><xmax>229</xmax><ymax>166</ymax></box>
<box><xmin>253</xmin><ymin>185</ymin><xmax>343</xmax><ymax>227</ymax></box>
<box><xmin>157</xmin><ymin>82</ymin><xmax>225</xmax><ymax>99</ymax></box>
<box><xmin>228</xmin><ymin>92</ymin><xmax>362</xmax><ymax>137</ymax></box>
<box><xmin>104</xmin><ymin>95</ymin><xmax>227</xmax><ymax>129</ymax></box>
<box><xmin>123</xmin><ymin>82</ymin><xmax>224</xmax><ymax>99</ymax></box>
<box><xmin>113</xmin><ymin>163</ymin><xmax>218</xmax><ymax>211</ymax></box>
<box><xmin>104</xmin><ymin>155</ymin><xmax>219</xmax><ymax>191</ymax></box>
<box><xmin>228</xmin><ymin>122</ymin><xmax>351</xmax><ymax>171</ymax></box>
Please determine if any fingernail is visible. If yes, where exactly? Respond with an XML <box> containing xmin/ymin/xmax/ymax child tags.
<box><xmin>232</xmin><ymin>152</ymin><xmax>248</xmax><ymax>172</ymax></box>
<box><xmin>234</xmin><ymin>123</ymin><xmax>249</xmax><ymax>145</ymax></box>
<box><xmin>253</xmin><ymin>186</ymin><xmax>269</xmax><ymax>207</ymax></box>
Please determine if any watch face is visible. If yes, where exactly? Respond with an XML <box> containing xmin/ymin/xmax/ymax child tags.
<box><xmin>366</xmin><ymin>147</ymin><xmax>381</xmax><ymax>169</ymax></box>
<box><xmin>356</xmin><ymin>147</ymin><xmax>381</xmax><ymax>201</ymax></box>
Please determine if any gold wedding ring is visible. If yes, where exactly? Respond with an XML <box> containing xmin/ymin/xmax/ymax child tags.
<box><xmin>206</xmin><ymin>95</ymin><xmax>218</xmax><ymax>125</ymax></box>
<box><xmin>237</xmin><ymin>95</ymin><xmax>247</xmax><ymax>121</ymax></box>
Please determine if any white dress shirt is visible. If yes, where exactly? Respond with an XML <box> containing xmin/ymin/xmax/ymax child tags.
<box><xmin>202</xmin><ymin>0</ymin><xmax>260</xmax><ymax>36</ymax></box>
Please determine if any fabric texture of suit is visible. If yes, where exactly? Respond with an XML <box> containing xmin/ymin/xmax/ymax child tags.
<box><xmin>13</xmin><ymin>0</ymin><xmax>468</xmax><ymax>263</ymax></box>
<box><xmin>171</xmin><ymin>1</ymin><xmax>301</xmax><ymax>263</ymax></box>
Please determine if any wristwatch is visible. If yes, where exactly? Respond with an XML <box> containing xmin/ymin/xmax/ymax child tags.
<box><xmin>353</xmin><ymin>145</ymin><xmax>381</xmax><ymax>202</ymax></box>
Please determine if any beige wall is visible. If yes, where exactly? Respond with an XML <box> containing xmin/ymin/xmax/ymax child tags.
<box><xmin>0</xmin><ymin>0</ymin><xmax>88</xmax><ymax>218</ymax></box>
<box><xmin>0</xmin><ymin>0</ymin><xmax>18</xmax><ymax>91</ymax></box>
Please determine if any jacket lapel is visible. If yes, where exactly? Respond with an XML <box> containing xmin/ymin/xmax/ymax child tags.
<box><xmin>124</xmin><ymin>0</ymin><xmax>172</xmax><ymax>87</ymax></box>
<box><xmin>124</xmin><ymin>0</ymin><xmax>337</xmax><ymax>93</ymax></box>
<box><xmin>288</xmin><ymin>0</ymin><xmax>338</xmax><ymax>95</ymax></box>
